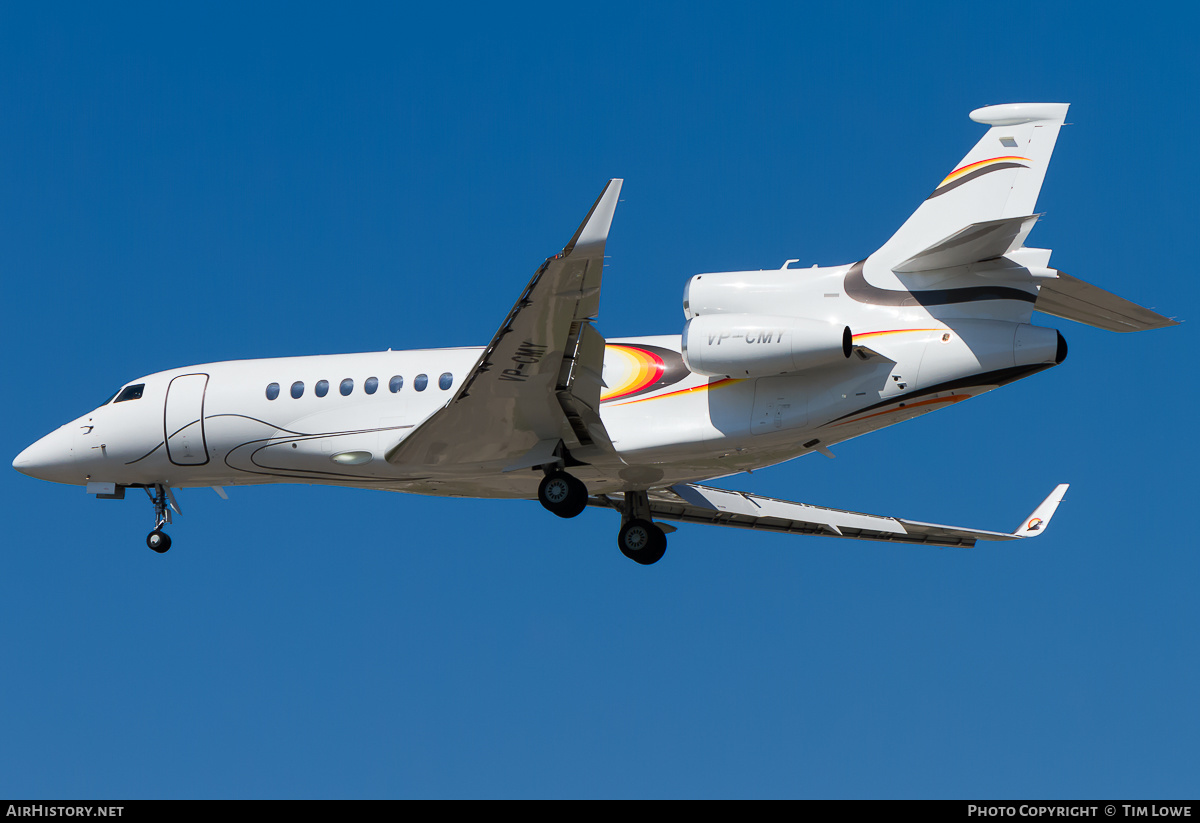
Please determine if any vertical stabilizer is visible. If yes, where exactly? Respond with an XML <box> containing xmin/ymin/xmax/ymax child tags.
<box><xmin>869</xmin><ymin>103</ymin><xmax>1069</xmax><ymax>272</ymax></box>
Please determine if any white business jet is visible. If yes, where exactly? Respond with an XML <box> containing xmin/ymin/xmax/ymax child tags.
<box><xmin>13</xmin><ymin>103</ymin><xmax>1176</xmax><ymax>564</ymax></box>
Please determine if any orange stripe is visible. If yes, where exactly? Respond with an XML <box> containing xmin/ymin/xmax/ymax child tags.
<box><xmin>937</xmin><ymin>155</ymin><xmax>1030</xmax><ymax>188</ymax></box>
<box><xmin>852</xmin><ymin>328</ymin><xmax>941</xmax><ymax>341</ymax></box>
<box><xmin>601</xmin><ymin>345</ymin><xmax>666</xmax><ymax>401</ymax></box>
<box><xmin>608</xmin><ymin>377</ymin><xmax>744</xmax><ymax>407</ymax></box>
<box><xmin>833</xmin><ymin>393</ymin><xmax>970</xmax><ymax>426</ymax></box>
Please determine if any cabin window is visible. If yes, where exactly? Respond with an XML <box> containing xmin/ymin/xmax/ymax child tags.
<box><xmin>439</xmin><ymin>372</ymin><xmax>453</xmax><ymax>390</ymax></box>
<box><xmin>291</xmin><ymin>381</ymin><xmax>305</xmax><ymax>399</ymax></box>
<box><xmin>340</xmin><ymin>378</ymin><xmax>354</xmax><ymax>396</ymax></box>
<box><xmin>315</xmin><ymin>380</ymin><xmax>330</xmax><ymax>398</ymax></box>
<box><xmin>365</xmin><ymin>376</ymin><xmax>379</xmax><ymax>395</ymax></box>
<box><xmin>114</xmin><ymin>384</ymin><xmax>145</xmax><ymax>403</ymax></box>
<box><xmin>414</xmin><ymin>374</ymin><xmax>428</xmax><ymax>392</ymax></box>
<box><xmin>266</xmin><ymin>383</ymin><xmax>280</xmax><ymax>400</ymax></box>
<box><xmin>389</xmin><ymin>375</ymin><xmax>404</xmax><ymax>393</ymax></box>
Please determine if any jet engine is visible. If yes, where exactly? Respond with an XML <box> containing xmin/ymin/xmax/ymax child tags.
<box><xmin>681</xmin><ymin>314</ymin><xmax>853</xmax><ymax>377</ymax></box>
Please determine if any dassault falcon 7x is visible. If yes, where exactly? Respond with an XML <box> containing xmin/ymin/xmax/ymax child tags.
<box><xmin>13</xmin><ymin>103</ymin><xmax>1176</xmax><ymax>564</ymax></box>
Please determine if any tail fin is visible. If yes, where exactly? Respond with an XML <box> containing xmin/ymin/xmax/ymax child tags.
<box><xmin>870</xmin><ymin>103</ymin><xmax>1070</xmax><ymax>272</ymax></box>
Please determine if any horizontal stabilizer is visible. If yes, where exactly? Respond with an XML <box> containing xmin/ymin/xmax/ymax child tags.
<box><xmin>1036</xmin><ymin>272</ymin><xmax>1179</xmax><ymax>332</ymax></box>
<box><xmin>589</xmin><ymin>483</ymin><xmax>1069</xmax><ymax>548</ymax></box>
<box><xmin>893</xmin><ymin>214</ymin><xmax>1040</xmax><ymax>272</ymax></box>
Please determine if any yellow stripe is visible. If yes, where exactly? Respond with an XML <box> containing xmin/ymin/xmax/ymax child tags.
<box><xmin>852</xmin><ymin>328</ymin><xmax>941</xmax><ymax>341</ymax></box>
<box><xmin>936</xmin><ymin>155</ymin><xmax>1030</xmax><ymax>188</ymax></box>
<box><xmin>608</xmin><ymin>377</ymin><xmax>745</xmax><ymax>407</ymax></box>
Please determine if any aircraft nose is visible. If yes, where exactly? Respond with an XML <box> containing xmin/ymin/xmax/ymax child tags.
<box><xmin>13</xmin><ymin>428</ymin><xmax>77</xmax><ymax>483</ymax></box>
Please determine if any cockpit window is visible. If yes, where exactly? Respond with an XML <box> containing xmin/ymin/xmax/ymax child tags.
<box><xmin>114</xmin><ymin>384</ymin><xmax>145</xmax><ymax>403</ymax></box>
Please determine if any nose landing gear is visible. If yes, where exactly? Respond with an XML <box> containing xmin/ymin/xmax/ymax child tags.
<box><xmin>147</xmin><ymin>529</ymin><xmax>172</xmax><ymax>553</ymax></box>
<box><xmin>143</xmin><ymin>484</ymin><xmax>178</xmax><ymax>553</ymax></box>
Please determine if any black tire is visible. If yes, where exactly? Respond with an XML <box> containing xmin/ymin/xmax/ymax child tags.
<box><xmin>147</xmin><ymin>530</ymin><xmax>172</xmax><ymax>553</ymax></box>
<box><xmin>617</xmin><ymin>519</ymin><xmax>666</xmax><ymax>565</ymax></box>
<box><xmin>538</xmin><ymin>471</ymin><xmax>588</xmax><ymax>519</ymax></box>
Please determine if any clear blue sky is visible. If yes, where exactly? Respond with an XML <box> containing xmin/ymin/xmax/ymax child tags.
<box><xmin>3</xmin><ymin>1</ymin><xmax>1197</xmax><ymax>799</ymax></box>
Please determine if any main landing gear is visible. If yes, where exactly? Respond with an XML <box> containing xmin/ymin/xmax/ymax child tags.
<box><xmin>143</xmin><ymin>484</ymin><xmax>176</xmax><ymax>553</ymax></box>
<box><xmin>617</xmin><ymin>490</ymin><xmax>666</xmax><ymax>566</ymax></box>
<box><xmin>537</xmin><ymin>469</ymin><xmax>588</xmax><ymax>519</ymax></box>
<box><xmin>535</xmin><ymin>468</ymin><xmax>667</xmax><ymax>564</ymax></box>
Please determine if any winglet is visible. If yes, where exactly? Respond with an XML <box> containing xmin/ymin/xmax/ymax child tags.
<box><xmin>1013</xmin><ymin>483</ymin><xmax>1069</xmax><ymax>537</ymax></box>
<box><xmin>563</xmin><ymin>178</ymin><xmax>623</xmax><ymax>259</ymax></box>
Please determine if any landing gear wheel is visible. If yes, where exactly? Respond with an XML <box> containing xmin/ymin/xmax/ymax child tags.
<box><xmin>618</xmin><ymin>518</ymin><xmax>667</xmax><ymax>565</ymax></box>
<box><xmin>147</xmin><ymin>529</ymin><xmax>172</xmax><ymax>553</ymax></box>
<box><xmin>538</xmin><ymin>471</ymin><xmax>588</xmax><ymax>519</ymax></box>
<box><xmin>143</xmin><ymin>485</ymin><xmax>175</xmax><ymax>553</ymax></box>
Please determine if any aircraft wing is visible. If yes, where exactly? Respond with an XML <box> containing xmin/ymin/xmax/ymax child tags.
<box><xmin>386</xmin><ymin>180</ymin><xmax>623</xmax><ymax>470</ymax></box>
<box><xmin>591</xmin><ymin>482</ymin><xmax>1069</xmax><ymax>548</ymax></box>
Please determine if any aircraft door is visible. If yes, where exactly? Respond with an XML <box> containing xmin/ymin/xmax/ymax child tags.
<box><xmin>164</xmin><ymin>373</ymin><xmax>210</xmax><ymax>466</ymax></box>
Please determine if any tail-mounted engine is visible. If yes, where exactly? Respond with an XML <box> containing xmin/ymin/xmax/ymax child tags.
<box><xmin>681</xmin><ymin>314</ymin><xmax>852</xmax><ymax>378</ymax></box>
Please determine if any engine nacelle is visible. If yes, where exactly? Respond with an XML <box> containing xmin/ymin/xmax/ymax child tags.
<box><xmin>681</xmin><ymin>314</ymin><xmax>853</xmax><ymax>377</ymax></box>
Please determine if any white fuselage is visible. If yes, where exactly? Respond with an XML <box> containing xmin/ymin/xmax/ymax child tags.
<box><xmin>13</xmin><ymin>263</ymin><xmax>1065</xmax><ymax>500</ymax></box>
